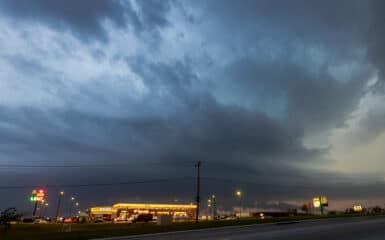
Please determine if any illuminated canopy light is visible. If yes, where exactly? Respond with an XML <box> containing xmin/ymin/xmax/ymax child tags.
<box><xmin>90</xmin><ymin>206</ymin><xmax>117</xmax><ymax>214</ymax></box>
<box><xmin>113</xmin><ymin>203</ymin><xmax>197</xmax><ymax>210</ymax></box>
<box><xmin>90</xmin><ymin>203</ymin><xmax>197</xmax><ymax>215</ymax></box>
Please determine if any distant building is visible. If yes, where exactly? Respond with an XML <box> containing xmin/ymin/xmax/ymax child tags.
<box><xmin>250</xmin><ymin>209</ymin><xmax>299</xmax><ymax>218</ymax></box>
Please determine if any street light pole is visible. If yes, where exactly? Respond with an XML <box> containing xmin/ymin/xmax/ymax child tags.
<box><xmin>43</xmin><ymin>202</ymin><xmax>49</xmax><ymax>217</ymax></box>
<box><xmin>69</xmin><ymin>196</ymin><xmax>75</xmax><ymax>217</ymax></box>
<box><xmin>207</xmin><ymin>198</ymin><xmax>211</xmax><ymax>220</ymax></box>
<box><xmin>236</xmin><ymin>190</ymin><xmax>242</xmax><ymax>218</ymax></box>
<box><xmin>75</xmin><ymin>202</ymin><xmax>79</xmax><ymax>215</ymax></box>
<box><xmin>55</xmin><ymin>191</ymin><xmax>64</xmax><ymax>222</ymax></box>
<box><xmin>212</xmin><ymin>195</ymin><xmax>216</xmax><ymax>220</ymax></box>
<box><xmin>195</xmin><ymin>161</ymin><xmax>201</xmax><ymax>224</ymax></box>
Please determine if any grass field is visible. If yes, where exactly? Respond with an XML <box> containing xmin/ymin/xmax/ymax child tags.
<box><xmin>0</xmin><ymin>214</ymin><xmax>379</xmax><ymax>240</ymax></box>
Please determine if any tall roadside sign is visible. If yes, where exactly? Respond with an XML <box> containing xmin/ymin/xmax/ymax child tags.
<box><xmin>30</xmin><ymin>189</ymin><xmax>45</xmax><ymax>216</ymax></box>
<box><xmin>313</xmin><ymin>196</ymin><xmax>328</xmax><ymax>215</ymax></box>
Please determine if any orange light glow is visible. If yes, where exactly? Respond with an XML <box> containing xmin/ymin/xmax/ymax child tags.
<box><xmin>112</xmin><ymin>203</ymin><xmax>197</xmax><ymax>210</ymax></box>
<box><xmin>90</xmin><ymin>206</ymin><xmax>117</xmax><ymax>214</ymax></box>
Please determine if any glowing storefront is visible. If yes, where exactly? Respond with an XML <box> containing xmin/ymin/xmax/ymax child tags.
<box><xmin>89</xmin><ymin>203</ymin><xmax>197</xmax><ymax>221</ymax></box>
<box><xmin>88</xmin><ymin>206</ymin><xmax>117</xmax><ymax>221</ymax></box>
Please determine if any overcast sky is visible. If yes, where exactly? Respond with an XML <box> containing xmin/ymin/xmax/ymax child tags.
<box><xmin>1</xmin><ymin>0</ymin><xmax>385</xmax><ymax>214</ymax></box>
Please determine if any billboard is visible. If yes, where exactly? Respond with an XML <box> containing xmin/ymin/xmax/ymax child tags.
<box><xmin>321</xmin><ymin>196</ymin><xmax>328</xmax><ymax>206</ymax></box>
<box><xmin>313</xmin><ymin>197</ymin><xmax>321</xmax><ymax>208</ymax></box>
<box><xmin>313</xmin><ymin>196</ymin><xmax>328</xmax><ymax>208</ymax></box>
<box><xmin>30</xmin><ymin>189</ymin><xmax>45</xmax><ymax>202</ymax></box>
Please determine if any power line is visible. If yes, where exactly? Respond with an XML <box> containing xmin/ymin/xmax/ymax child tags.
<box><xmin>201</xmin><ymin>177</ymin><xmax>329</xmax><ymax>189</ymax></box>
<box><xmin>0</xmin><ymin>176</ymin><xmax>326</xmax><ymax>191</ymax></box>
<box><xmin>0</xmin><ymin>177</ymin><xmax>196</xmax><ymax>190</ymax></box>
<box><xmin>0</xmin><ymin>164</ymin><xmax>128</xmax><ymax>168</ymax></box>
<box><xmin>0</xmin><ymin>162</ymin><xmax>197</xmax><ymax>168</ymax></box>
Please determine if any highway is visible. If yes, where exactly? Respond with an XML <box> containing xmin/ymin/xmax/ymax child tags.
<box><xmin>96</xmin><ymin>216</ymin><xmax>385</xmax><ymax>240</ymax></box>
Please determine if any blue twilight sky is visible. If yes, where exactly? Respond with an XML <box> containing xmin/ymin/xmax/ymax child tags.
<box><xmin>1</xmin><ymin>0</ymin><xmax>385</xmax><ymax>213</ymax></box>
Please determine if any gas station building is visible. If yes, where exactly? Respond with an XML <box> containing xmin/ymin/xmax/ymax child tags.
<box><xmin>89</xmin><ymin>203</ymin><xmax>197</xmax><ymax>221</ymax></box>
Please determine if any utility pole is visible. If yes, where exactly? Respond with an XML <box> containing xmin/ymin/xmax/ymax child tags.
<box><xmin>195</xmin><ymin>161</ymin><xmax>201</xmax><ymax>223</ymax></box>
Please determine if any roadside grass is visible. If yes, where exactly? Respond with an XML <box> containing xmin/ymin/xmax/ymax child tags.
<box><xmin>0</xmin><ymin>214</ymin><xmax>382</xmax><ymax>240</ymax></box>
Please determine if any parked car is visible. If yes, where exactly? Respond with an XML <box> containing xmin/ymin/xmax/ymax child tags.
<box><xmin>33</xmin><ymin>219</ymin><xmax>49</xmax><ymax>224</ymax></box>
<box><xmin>130</xmin><ymin>214</ymin><xmax>153</xmax><ymax>223</ymax></box>
<box><xmin>113</xmin><ymin>216</ymin><xmax>130</xmax><ymax>223</ymax></box>
<box><xmin>63</xmin><ymin>217</ymin><xmax>78</xmax><ymax>223</ymax></box>
<box><xmin>94</xmin><ymin>216</ymin><xmax>104</xmax><ymax>223</ymax></box>
<box><xmin>21</xmin><ymin>217</ymin><xmax>34</xmax><ymax>223</ymax></box>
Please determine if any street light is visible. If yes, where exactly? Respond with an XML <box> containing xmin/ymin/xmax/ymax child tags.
<box><xmin>236</xmin><ymin>190</ymin><xmax>242</xmax><ymax>218</ymax></box>
<box><xmin>55</xmin><ymin>191</ymin><xmax>64</xmax><ymax>222</ymax></box>
<box><xmin>236</xmin><ymin>190</ymin><xmax>242</xmax><ymax>197</ymax></box>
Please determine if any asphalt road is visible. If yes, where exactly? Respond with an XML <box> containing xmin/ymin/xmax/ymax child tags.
<box><xmin>97</xmin><ymin>216</ymin><xmax>385</xmax><ymax>240</ymax></box>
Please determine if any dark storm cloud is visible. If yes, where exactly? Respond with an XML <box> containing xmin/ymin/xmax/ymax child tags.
<box><xmin>192</xmin><ymin>0</ymin><xmax>374</xmax><ymax>137</ymax></box>
<box><xmin>0</xmin><ymin>100</ymin><xmax>327</xmax><ymax>210</ymax></box>
<box><xmin>192</xmin><ymin>0</ymin><xmax>369</xmax><ymax>50</ymax></box>
<box><xmin>0</xmin><ymin>57</ymin><xmax>329</xmax><ymax>204</ymax></box>
<box><xmin>136</xmin><ymin>0</ymin><xmax>172</xmax><ymax>30</ymax></box>
<box><xmin>0</xmin><ymin>102</ymin><xmax>382</xmax><ymax>210</ymax></box>
<box><xmin>0</xmin><ymin>0</ymin><xmax>126</xmax><ymax>40</ymax></box>
<box><xmin>329</xmin><ymin>0</ymin><xmax>385</xmax><ymax>145</ymax></box>
<box><xmin>0</xmin><ymin>96</ymin><xmax>313</xmax><ymax>174</ymax></box>
<box><xmin>0</xmin><ymin>0</ymin><xmax>172</xmax><ymax>41</ymax></box>
<box><xmin>128</xmin><ymin>57</ymin><xmax>198</xmax><ymax>103</ymax></box>
<box><xmin>368</xmin><ymin>0</ymin><xmax>385</xmax><ymax>92</ymax></box>
<box><xmin>220</xmin><ymin>58</ymin><xmax>368</xmax><ymax>134</ymax></box>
